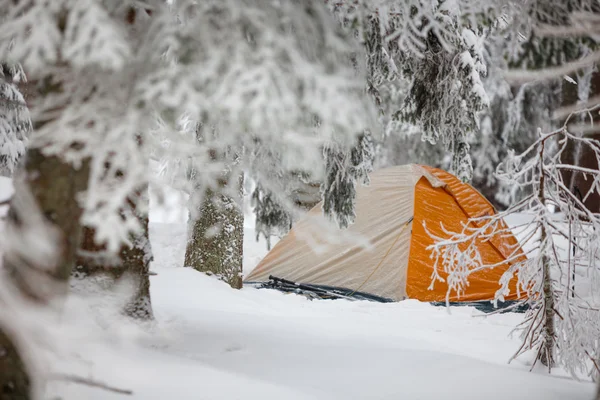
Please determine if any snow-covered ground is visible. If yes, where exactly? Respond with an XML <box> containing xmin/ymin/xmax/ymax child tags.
<box><xmin>46</xmin><ymin>222</ymin><xmax>593</xmax><ymax>399</ymax></box>
<box><xmin>0</xmin><ymin>179</ymin><xmax>595</xmax><ymax>399</ymax></box>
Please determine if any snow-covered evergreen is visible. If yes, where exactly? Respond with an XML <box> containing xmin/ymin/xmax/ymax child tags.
<box><xmin>0</xmin><ymin>1</ymin><xmax>376</xmax><ymax>397</ymax></box>
<box><xmin>0</xmin><ymin>0</ymin><xmax>375</xmax><ymax>252</ymax></box>
<box><xmin>321</xmin><ymin>132</ymin><xmax>374</xmax><ymax>228</ymax></box>
<box><xmin>328</xmin><ymin>0</ymin><xmax>491</xmax><ymax>182</ymax></box>
<box><xmin>251</xmin><ymin>183</ymin><xmax>292</xmax><ymax>250</ymax></box>
<box><xmin>0</xmin><ymin>1</ymin><xmax>599</xmax><ymax>398</ymax></box>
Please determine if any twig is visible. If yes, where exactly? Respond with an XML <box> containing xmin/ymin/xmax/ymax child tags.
<box><xmin>509</xmin><ymin>306</ymin><xmax>542</xmax><ymax>363</ymax></box>
<box><xmin>0</xmin><ymin>197</ymin><xmax>11</xmax><ymax>206</ymax></box>
<box><xmin>585</xmin><ymin>350</ymin><xmax>600</xmax><ymax>376</ymax></box>
<box><xmin>50</xmin><ymin>373</ymin><xmax>133</xmax><ymax>395</ymax></box>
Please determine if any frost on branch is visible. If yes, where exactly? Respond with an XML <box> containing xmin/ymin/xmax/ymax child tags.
<box><xmin>471</xmin><ymin>54</ymin><xmax>560</xmax><ymax>209</ymax></box>
<box><xmin>321</xmin><ymin>132</ymin><xmax>374</xmax><ymax>229</ymax></box>
<box><xmin>400</xmin><ymin>25</ymin><xmax>488</xmax><ymax>182</ymax></box>
<box><xmin>251</xmin><ymin>183</ymin><xmax>292</xmax><ymax>250</ymax></box>
<box><xmin>155</xmin><ymin>0</ymin><xmax>375</xmax><ymax>151</ymax></box>
<box><xmin>330</xmin><ymin>0</ymin><xmax>490</xmax><ymax>182</ymax></box>
<box><xmin>0</xmin><ymin>0</ymin><xmax>375</xmax><ymax>253</ymax></box>
<box><xmin>0</xmin><ymin>63</ymin><xmax>30</xmax><ymax>176</ymax></box>
<box><xmin>428</xmin><ymin>115</ymin><xmax>600</xmax><ymax>376</ymax></box>
<box><xmin>151</xmin><ymin>0</ymin><xmax>376</xmax><ymax>240</ymax></box>
<box><xmin>504</xmin><ymin>0</ymin><xmax>600</xmax><ymax>70</ymax></box>
<box><xmin>247</xmin><ymin>143</ymin><xmax>324</xmax><ymax>245</ymax></box>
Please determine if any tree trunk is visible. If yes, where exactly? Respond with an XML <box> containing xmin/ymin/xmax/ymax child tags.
<box><xmin>538</xmin><ymin>139</ymin><xmax>556</xmax><ymax>369</ymax></box>
<box><xmin>0</xmin><ymin>149</ymin><xmax>89</xmax><ymax>400</ymax></box>
<box><xmin>0</xmin><ymin>329</ymin><xmax>30</xmax><ymax>400</ymax></box>
<box><xmin>539</xmin><ymin>242</ymin><xmax>556</xmax><ymax>368</ymax></box>
<box><xmin>73</xmin><ymin>185</ymin><xmax>153</xmax><ymax>320</ymax></box>
<box><xmin>121</xmin><ymin>206</ymin><xmax>153</xmax><ymax>320</ymax></box>
<box><xmin>184</xmin><ymin>176</ymin><xmax>244</xmax><ymax>289</ymax></box>
<box><xmin>5</xmin><ymin>150</ymin><xmax>89</xmax><ymax>299</ymax></box>
<box><xmin>595</xmin><ymin>379</ymin><xmax>600</xmax><ymax>400</ymax></box>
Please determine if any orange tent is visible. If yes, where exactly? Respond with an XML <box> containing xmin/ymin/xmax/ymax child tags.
<box><xmin>245</xmin><ymin>164</ymin><xmax>526</xmax><ymax>303</ymax></box>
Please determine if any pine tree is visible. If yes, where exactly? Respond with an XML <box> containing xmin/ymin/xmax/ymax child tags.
<box><xmin>184</xmin><ymin>135</ymin><xmax>244</xmax><ymax>289</ymax></box>
<box><xmin>329</xmin><ymin>1</ymin><xmax>490</xmax><ymax>183</ymax></box>
<box><xmin>321</xmin><ymin>132</ymin><xmax>374</xmax><ymax>228</ymax></box>
<box><xmin>248</xmin><ymin>145</ymin><xmax>321</xmax><ymax>246</ymax></box>
<box><xmin>251</xmin><ymin>183</ymin><xmax>292</xmax><ymax>250</ymax></box>
<box><xmin>161</xmin><ymin>0</ymin><xmax>375</xmax><ymax>271</ymax></box>
<box><xmin>427</xmin><ymin>0</ymin><xmax>600</xmax><ymax>375</ymax></box>
<box><xmin>0</xmin><ymin>1</ymin><xmax>371</xmax><ymax>396</ymax></box>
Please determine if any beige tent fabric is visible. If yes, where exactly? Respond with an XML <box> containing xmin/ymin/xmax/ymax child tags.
<box><xmin>245</xmin><ymin>165</ymin><xmax>441</xmax><ymax>301</ymax></box>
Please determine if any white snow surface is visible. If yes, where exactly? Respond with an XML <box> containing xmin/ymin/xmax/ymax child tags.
<box><xmin>0</xmin><ymin>180</ymin><xmax>593</xmax><ymax>399</ymax></box>
<box><xmin>45</xmin><ymin>225</ymin><xmax>593</xmax><ymax>399</ymax></box>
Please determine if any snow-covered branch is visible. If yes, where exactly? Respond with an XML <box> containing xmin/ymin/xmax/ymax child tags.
<box><xmin>428</xmin><ymin>120</ymin><xmax>600</xmax><ymax>375</ymax></box>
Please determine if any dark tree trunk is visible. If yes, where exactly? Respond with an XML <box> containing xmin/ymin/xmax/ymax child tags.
<box><xmin>74</xmin><ymin>185</ymin><xmax>153</xmax><ymax>320</ymax></box>
<box><xmin>0</xmin><ymin>329</ymin><xmax>30</xmax><ymax>400</ymax></box>
<box><xmin>0</xmin><ymin>9</ymin><xmax>153</xmax><ymax>399</ymax></box>
<box><xmin>121</xmin><ymin>206</ymin><xmax>153</xmax><ymax>319</ymax></box>
<box><xmin>0</xmin><ymin>42</ymin><xmax>90</xmax><ymax>396</ymax></box>
<box><xmin>6</xmin><ymin>150</ymin><xmax>89</xmax><ymax>299</ymax></box>
<box><xmin>0</xmin><ymin>149</ymin><xmax>89</xmax><ymax>400</ymax></box>
<box><xmin>185</xmin><ymin>176</ymin><xmax>244</xmax><ymax>289</ymax></box>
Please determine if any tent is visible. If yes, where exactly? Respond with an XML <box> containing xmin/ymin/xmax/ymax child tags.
<box><xmin>245</xmin><ymin>164</ymin><xmax>526</xmax><ymax>304</ymax></box>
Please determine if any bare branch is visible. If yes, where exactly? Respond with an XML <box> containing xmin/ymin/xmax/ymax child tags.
<box><xmin>50</xmin><ymin>374</ymin><xmax>133</xmax><ymax>395</ymax></box>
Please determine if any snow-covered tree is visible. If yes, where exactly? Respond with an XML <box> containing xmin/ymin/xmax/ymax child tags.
<box><xmin>0</xmin><ymin>0</ymin><xmax>375</xmax><ymax>397</ymax></box>
<box><xmin>321</xmin><ymin>131</ymin><xmax>374</xmax><ymax>228</ymax></box>
<box><xmin>364</xmin><ymin>0</ymin><xmax>592</xmax><ymax>211</ymax></box>
<box><xmin>251</xmin><ymin>182</ymin><xmax>292</xmax><ymax>250</ymax></box>
<box><xmin>247</xmin><ymin>144</ymin><xmax>323</xmax><ymax>244</ymax></box>
<box><xmin>429</xmin><ymin>118</ymin><xmax>600</xmax><ymax>374</ymax></box>
<box><xmin>425</xmin><ymin>0</ymin><xmax>600</xmax><ymax>383</ymax></box>
<box><xmin>0</xmin><ymin>63</ymin><xmax>30</xmax><ymax>176</ymax></box>
<box><xmin>149</xmin><ymin>0</ymin><xmax>375</xmax><ymax>285</ymax></box>
<box><xmin>328</xmin><ymin>0</ymin><xmax>492</xmax><ymax>183</ymax></box>
<box><xmin>470</xmin><ymin>52</ymin><xmax>560</xmax><ymax>210</ymax></box>
<box><xmin>1</xmin><ymin>0</ymin><xmax>373</xmax><ymax>259</ymax></box>
<box><xmin>503</xmin><ymin>0</ymin><xmax>600</xmax><ymax>213</ymax></box>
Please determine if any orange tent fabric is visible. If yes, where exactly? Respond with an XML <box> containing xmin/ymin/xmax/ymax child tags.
<box><xmin>407</xmin><ymin>167</ymin><xmax>525</xmax><ymax>301</ymax></box>
<box><xmin>245</xmin><ymin>164</ymin><xmax>526</xmax><ymax>303</ymax></box>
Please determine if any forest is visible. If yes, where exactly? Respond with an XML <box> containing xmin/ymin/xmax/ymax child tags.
<box><xmin>0</xmin><ymin>0</ymin><xmax>599</xmax><ymax>399</ymax></box>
